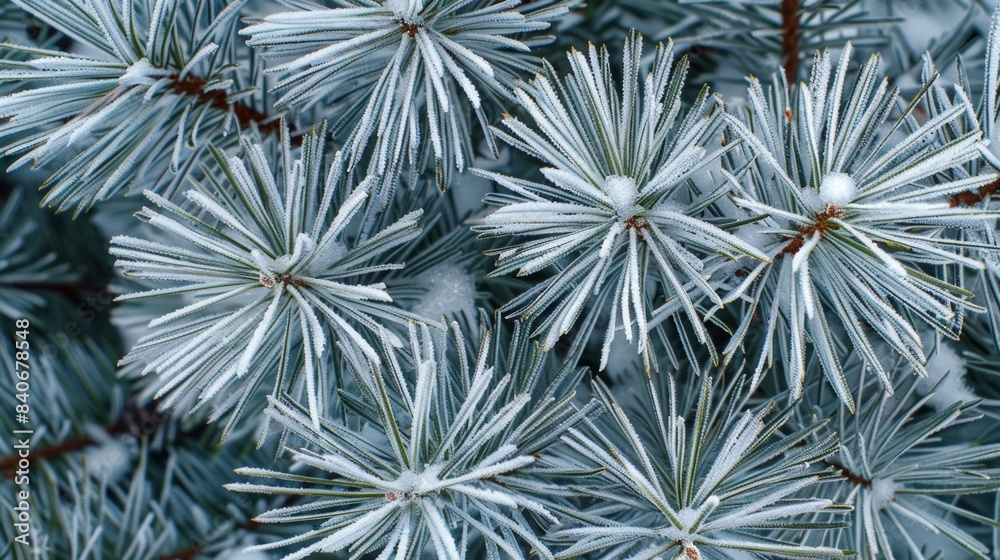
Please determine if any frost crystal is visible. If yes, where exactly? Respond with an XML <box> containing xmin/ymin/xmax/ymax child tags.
<box><xmin>118</xmin><ymin>58</ymin><xmax>162</xmax><ymax>88</ymax></box>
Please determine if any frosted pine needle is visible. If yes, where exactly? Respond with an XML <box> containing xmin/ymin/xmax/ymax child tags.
<box><xmin>555</xmin><ymin>374</ymin><xmax>852</xmax><ymax>559</ymax></box>
<box><xmin>0</xmin><ymin>0</ymin><xmax>269</xmax><ymax>212</ymax></box>
<box><xmin>474</xmin><ymin>32</ymin><xmax>768</xmax><ymax>372</ymax></box>
<box><xmin>227</xmin><ymin>319</ymin><xmax>590</xmax><ymax>560</ymax></box>
<box><xmin>722</xmin><ymin>44</ymin><xmax>1000</xmax><ymax>410</ymax></box>
<box><xmin>796</xmin><ymin>372</ymin><xmax>1000</xmax><ymax>559</ymax></box>
<box><xmin>241</xmin><ymin>0</ymin><xmax>578</xmax><ymax>193</ymax></box>
<box><xmin>110</xmin><ymin>123</ymin><xmax>428</xmax><ymax>433</ymax></box>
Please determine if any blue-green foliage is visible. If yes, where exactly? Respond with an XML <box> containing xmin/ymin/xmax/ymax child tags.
<box><xmin>0</xmin><ymin>1</ymin><xmax>999</xmax><ymax>559</ymax></box>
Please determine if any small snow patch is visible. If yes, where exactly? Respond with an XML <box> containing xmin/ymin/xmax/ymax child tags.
<box><xmin>675</xmin><ymin>507</ymin><xmax>701</xmax><ymax>529</ymax></box>
<box><xmin>385</xmin><ymin>0</ymin><xmax>424</xmax><ymax>24</ymax></box>
<box><xmin>819</xmin><ymin>173</ymin><xmax>857</xmax><ymax>207</ymax></box>
<box><xmin>603</xmin><ymin>175</ymin><xmax>642</xmax><ymax>218</ymax></box>
<box><xmin>918</xmin><ymin>342</ymin><xmax>977</xmax><ymax>409</ymax></box>
<box><xmin>870</xmin><ymin>478</ymin><xmax>897</xmax><ymax>511</ymax></box>
<box><xmin>412</xmin><ymin>262</ymin><xmax>477</xmax><ymax>320</ymax></box>
<box><xmin>390</xmin><ymin>464</ymin><xmax>443</xmax><ymax>500</ymax></box>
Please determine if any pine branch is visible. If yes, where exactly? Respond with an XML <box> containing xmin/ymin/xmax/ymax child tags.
<box><xmin>110</xmin><ymin>122</ymin><xmax>430</xmax><ymax>434</ymax></box>
<box><xmin>923</xmin><ymin>8</ymin><xmax>1000</xmax><ymax>355</ymax></box>
<box><xmin>794</xmin><ymin>370</ymin><xmax>1000</xmax><ymax>559</ymax></box>
<box><xmin>723</xmin><ymin>43</ymin><xmax>1000</xmax><ymax>408</ymax></box>
<box><xmin>474</xmin><ymin>32</ymin><xmax>767</xmax><ymax>373</ymax></box>
<box><xmin>615</xmin><ymin>0</ymin><xmax>903</xmax><ymax>83</ymax></box>
<box><xmin>227</xmin><ymin>317</ymin><xmax>591</xmax><ymax>560</ymax></box>
<box><xmin>2</xmin><ymin>3</ymin><xmax>1000</xmax><ymax>559</ymax></box>
<box><xmin>555</xmin><ymin>374</ymin><xmax>852</xmax><ymax>559</ymax></box>
<box><xmin>0</xmin><ymin>0</ymin><xmax>273</xmax><ymax>212</ymax></box>
<box><xmin>242</xmin><ymin>0</ymin><xmax>580</xmax><ymax>194</ymax></box>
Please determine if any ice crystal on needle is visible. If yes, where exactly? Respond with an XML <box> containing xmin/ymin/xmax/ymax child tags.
<box><xmin>227</xmin><ymin>320</ymin><xmax>589</xmax><ymax>560</ymax></box>
<box><xmin>110</xmin><ymin>123</ymin><xmax>427</xmax><ymax>431</ymax></box>
<box><xmin>242</xmin><ymin>0</ymin><xmax>578</xmax><ymax>193</ymax></box>
<box><xmin>554</xmin><ymin>375</ymin><xmax>852</xmax><ymax>559</ymax></box>
<box><xmin>723</xmin><ymin>44</ymin><xmax>1000</xmax><ymax>408</ymax></box>
<box><xmin>475</xmin><ymin>33</ymin><xmax>768</xmax><ymax>371</ymax></box>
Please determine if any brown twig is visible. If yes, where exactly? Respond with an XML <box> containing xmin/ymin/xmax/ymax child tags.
<box><xmin>828</xmin><ymin>462</ymin><xmax>871</xmax><ymax>489</ymax></box>
<box><xmin>400</xmin><ymin>22</ymin><xmax>421</xmax><ymax>37</ymax></box>
<box><xmin>0</xmin><ymin>403</ymin><xmax>167</xmax><ymax>477</ymax></box>
<box><xmin>949</xmin><ymin>176</ymin><xmax>1000</xmax><ymax>207</ymax></box>
<box><xmin>7</xmin><ymin>280</ymin><xmax>109</xmax><ymax>307</ymax></box>
<box><xmin>781</xmin><ymin>0</ymin><xmax>800</xmax><ymax>85</ymax></box>
<box><xmin>1</xmin><ymin>423</ymin><xmax>118</xmax><ymax>477</ymax></box>
<box><xmin>777</xmin><ymin>203</ymin><xmax>844</xmax><ymax>258</ymax></box>
<box><xmin>624</xmin><ymin>215</ymin><xmax>649</xmax><ymax>242</ymax></box>
<box><xmin>159</xmin><ymin>545</ymin><xmax>201</xmax><ymax>560</ymax></box>
<box><xmin>169</xmin><ymin>74</ymin><xmax>280</xmax><ymax>136</ymax></box>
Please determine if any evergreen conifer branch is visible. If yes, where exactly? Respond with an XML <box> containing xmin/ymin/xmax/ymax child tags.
<box><xmin>797</xmin><ymin>370</ymin><xmax>1000</xmax><ymax>559</ymax></box>
<box><xmin>227</xmin><ymin>318</ymin><xmax>591</xmax><ymax>560</ymax></box>
<box><xmin>554</xmin><ymin>374</ymin><xmax>853</xmax><ymax>559</ymax></box>
<box><xmin>919</xmin><ymin>8</ymin><xmax>1000</xmax><ymax>353</ymax></box>
<box><xmin>615</xmin><ymin>0</ymin><xmax>899</xmax><ymax>82</ymax></box>
<box><xmin>242</xmin><ymin>0</ymin><xmax>578</xmax><ymax>195</ymax></box>
<box><xmin>475</xmin><ymin>32</ymin><xmax>768</xmax><ymax>373</ymax></box>
<box><xmin>0</xmin><ymin>0</ymin><xmax>274</xmax><ymax>212</ymax></box>
<box><xmin>110</xmin><ymin>122</ymin><xmax>430</xmax><ymax>434</ymax></box>
<box><xmin>0</xmin><ymin>1</ymin><xmax>999</xmax><ymax>558</ymax></box>
<box><xmin>721</xmin><ymin>44</ymin><xmax>1000</xmax><ymax>410</ymax></box>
